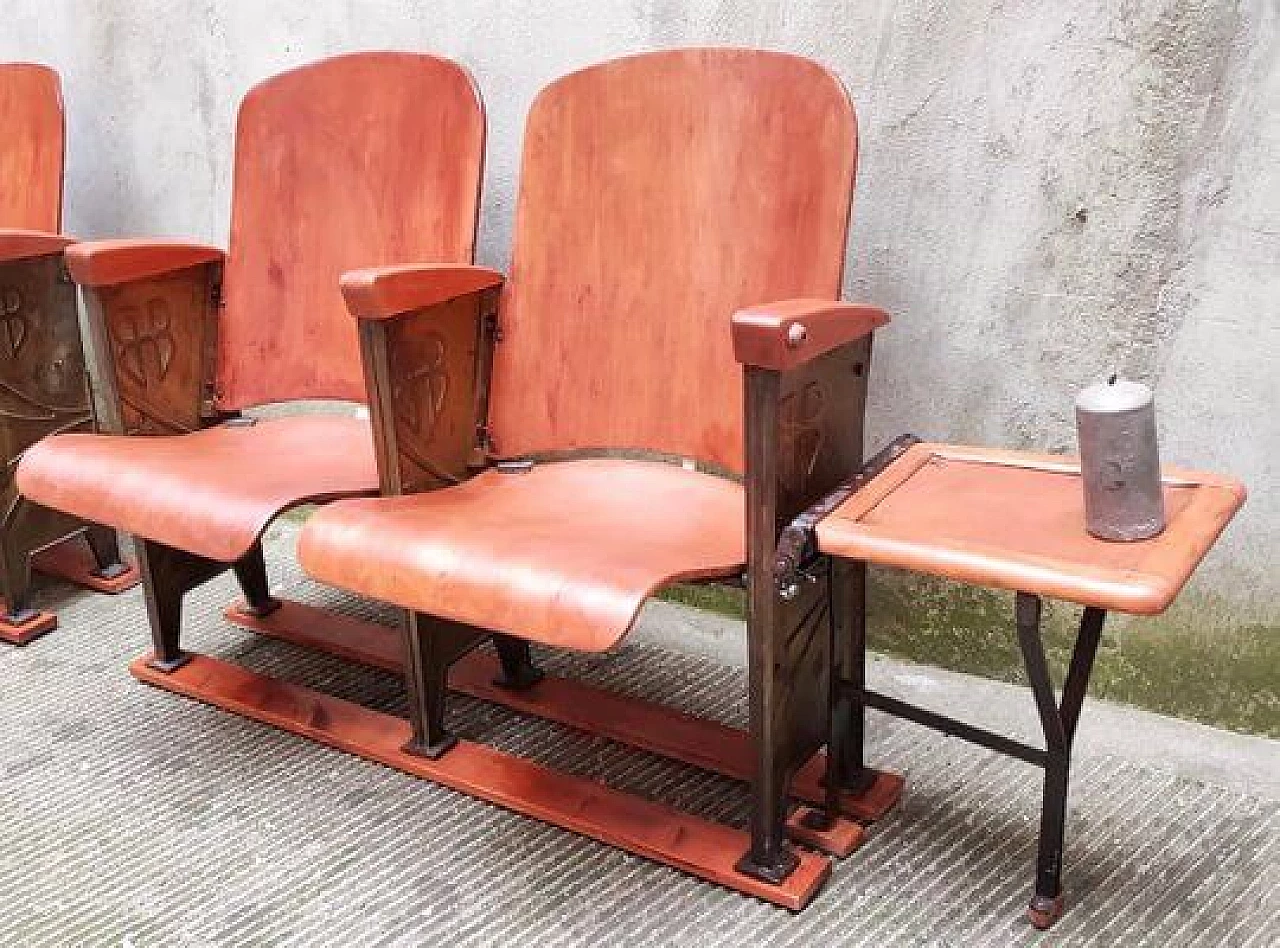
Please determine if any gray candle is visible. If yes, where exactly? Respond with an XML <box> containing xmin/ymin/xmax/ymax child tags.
<box><xmin>1075</xmin><ymin>375</ymin><xmax>1165</xmax><ymax>541</ymax></box>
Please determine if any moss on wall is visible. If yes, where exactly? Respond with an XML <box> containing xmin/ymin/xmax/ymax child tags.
<box><xmin>661</xmin><ymin>574</ymin><xmax>1279</xmax><ymax>738</ymax></box>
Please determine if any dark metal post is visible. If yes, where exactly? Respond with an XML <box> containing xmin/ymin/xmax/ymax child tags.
<box><xmin>737</xmin><ymin>365</ymin><xmax>800</xmax><ymax>884</ymax></box>
<box><xmin>1016</xmin><ymin>591</ymin><xmax>1069</xmax><ymax>926</ymax></box>
<box><xmin>0</xmin><ymin>542</ymin><xmax>36</xmax><ymax>623</ymax></box>
<box><xmin>83</xmin><ymin>525</ymin><xmax>131</xmax><ymax>581</ymax></box>
<box><xmin>1060</xmin><ymin>607</ymin><xmax>1106</xmax><ymax>743</ymax></box>
<box><xmin>830</xmin><ymin>558</ymin><xmax>872</xmax><ymax>792</ymax></box>
<box><xmin>137</xmin><ymin>540</ymin><xmax>228</xmax><ymax>673</ymax></box>
<box><xmin>492</xmin><ymin>634</ymin><xmax>544</xmax><ymax>691</ymax></box>
<box><xmin>231</xmin><ymin>542</ymin><xmax>281</xmax><ymax>617</ymax></box>
<box><xmin>401</xmin><ymin>611</ymin><xmax>484</xmax><ymax>760</ymax></box>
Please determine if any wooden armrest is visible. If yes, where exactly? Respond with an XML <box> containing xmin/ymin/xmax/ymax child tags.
<box><xmin>732</xmin><ymin>299</ymin><xmax>890</xmax><ymax>371</ymax></box>
<box><xmin>0</xmin><ymin>229</ymin><xmax>76</xmax><ymax>264</ymax></box>
<box><xmin>341</xmin><ymin>264</ymin><xmax>504</xmax><ymax>320</ymax></box>
<box><xmin>65</xmin><ymin>239</ymin><xmax>224</xmax><ymax>287</ymax></box>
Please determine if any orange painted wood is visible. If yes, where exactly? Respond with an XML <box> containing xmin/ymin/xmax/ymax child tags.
<box><xmin>132</xmin><ymin>652</ymin><xmax>831</xmax><ymax>910</ymax></box>
<box><xmin>0</xmin><ymin>229</ymin><xmax>74</xmax><ymax>264</ymax></box>
<box><xmin>341</xmin><ymin>264</ymin><xmax>503</xmax><ymax>320</ymax></box>
<box><xmin>0</xmin><ymin>609</ymin><xmax>56</xmax><ymax>645</ymax></box>
<box><xmin>18</xmin><ymin>416</ymin><xmax>378</xmax><ymax>563</ymax></box>
<box><xmin>32</xmin><ymin>533</ymin><xmax>139</xmax><ymax>594</ymax></box>
<box><xmin>64</xmin><ymin>239</ymin><xmax>223</xmax><ymax>287</ymax></box>
<box><xmin>785</xmin><ymin>807</ymin><xmax>866</xmax><ymax>859</ymax></box>
<box><xmin>299</xmin><ymin>459</ymin><xmax>745</xmax><ymax>651</ymax></box>
<box><xmin>218</xmin><ymin>52</ymin><xmax>485</xmax><ymax>409</ymax></box>
<box><xmin>487</xmin><ymin>49</ymin><xmax>857</xmax><ymax>472</ymax></box>
<box><xmin>816</xmin><ymin>443</ymin><xmax>1247</xmax><ymax>614</ymax></box>
<box><xmin>731</xmin><ymin>300</ymin><xmax>889</xmax><ymax>371</ymax></box>
<box><xmin>224</xmin><ymin>598</ymin><xmax>403</xmax><ymax>672</ymax></box>
<box><xmin>0</xmin><ymin>64</ymin><xmax>63</xmax><ymax>231</ymax></box>
<box><xmin>805</xmin><ymin>768</ymin><xmax>905</xmax><ymax>826</ymax></box>
<box><xmin>225</xmin><ymin>597</ymin><xmax>903</xmax><ymax>824</ymax></box>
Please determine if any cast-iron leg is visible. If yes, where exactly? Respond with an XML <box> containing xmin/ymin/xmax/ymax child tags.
<box><xmin>83</xmin><ymin>524</ymin><xmax>131</xmax><ymax>581</ymax></box>
<box><xmin>232</xmin><ymin>542</ymin><xmax>281</xmax><ymax>617</ymax></box>
<box><xmin>0</xmin><ymin>541</ymin><xmax>36</xmax><ymax>624</ymax></box>
<box><xmin>737</xmin><ymin>706</ymin><xmax>801</xmax><ymax>885</ymax></box>
<box><xmin>736</xmin><ymin>590</ymin><xmax>823</xmax><ymax>884</ymax></box>
<box><xmin>402</xmin><ymin>613</ymin><xmax>483</xmax><ymax>760</ymax></box>
<box><xmin>829</xmin><ymin>558</ymin><xmax>875</xmax><ymax>795</ymax></box>
<box><xmin>1015</xmin><ymin>595</ymin><xmax>1109</xmax><ymax>929</ymax></box>
<box><xmin>492</xmin><ymin>633</ymin><xmax>544</xmax><ymax>691</ymax></box>
<box><xmin>1060</xmin><ymin>607</ymin><xmax>1106</xmax><ymax>743</ymax></box>
<box><xmin>137</xmin><ymin>540</ymin><xmax>228</xmax><ymax>673</ymax></box>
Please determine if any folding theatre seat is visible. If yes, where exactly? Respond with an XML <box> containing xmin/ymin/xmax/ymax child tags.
<box><xmin>17</xmin><ymin>53</ymin><xmax>485</xmax><ymax>655</ymax></box>
<box><xmin>124</xmin><ymin>49</ymin><xmax>904</xmax><ymax>910</ymax></box>
<box><xmin>0</xmin><ymin>63</ymin><xmax>138</xmax><ymax>644</ymax></box>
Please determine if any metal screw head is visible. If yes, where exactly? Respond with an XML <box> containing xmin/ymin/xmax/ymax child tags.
<box><xmin>786</xmin><ymin>322</ymin><xmax>808</xmax><ymax>348</ymax></box>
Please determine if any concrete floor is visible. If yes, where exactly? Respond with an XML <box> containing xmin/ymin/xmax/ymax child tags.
<box><xmin>1</xmin><ymin>524</ymin><xmax>1276</xmax><ymax>947</ymax></box>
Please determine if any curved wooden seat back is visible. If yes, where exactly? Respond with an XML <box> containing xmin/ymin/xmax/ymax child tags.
<box><xmin>217</xmin><ymin>52</ymin><xmax>484</xmax><ymax>410</ymax></box>
<box><xmin>487</xmin><ymin>49</ymin><xmax>856</xmax><ymax>474</ymax></box>
<box><xmin>0</xmin><ymin>64</ymin><xmax>63</xmax><ymax>231</ymax></box>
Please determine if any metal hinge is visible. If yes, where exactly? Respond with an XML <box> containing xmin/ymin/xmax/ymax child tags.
<box><xmin>773</xmin><ymin>433</ymin><xmax>921</xmax><ymax>599</ymax></box>
<box><xmin>475</xmin><ymin>422</ymin><xmax>495</xmax><ymax>454</ymax></box>
<box><xmin>210</xmin><ymin>281</ymin><xmax>224</xmax><ymax>309</ymax></box>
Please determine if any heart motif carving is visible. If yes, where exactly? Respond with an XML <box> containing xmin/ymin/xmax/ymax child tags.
<box><xmin>112</xmin><ymin>297</ymin><xmax>175</xmax><ymax>388</ymax></box>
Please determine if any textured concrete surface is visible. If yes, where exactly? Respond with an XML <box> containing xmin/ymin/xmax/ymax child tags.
<box><xmin>0</xmin><ymin>3</ymin><xmax>1275</xmax><ymax>715</ymax></box>
<box><xmin>0</xmin><ymin>527</ymin><xmax>1277</xmax><ymax>945</ymax></box>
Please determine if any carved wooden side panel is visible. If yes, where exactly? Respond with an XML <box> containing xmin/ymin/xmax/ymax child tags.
<box><xmin>775</xmin><ymin>337</ymin><xmax>872</xmax><ymax>527</ymax></box>
<box><xmin>362</xmin><ymin>292</ymin><xmax>492</xmax><ymax>498</ymax></box>
<box><xmin>0</xmin><ymin>254</ymin><xmax>96</xmax><ymax>558</ymax></box>
<box><xmin>85</xmin><ymin>264</ymin><xmax>220</xmax><ymax>436</ymax></box>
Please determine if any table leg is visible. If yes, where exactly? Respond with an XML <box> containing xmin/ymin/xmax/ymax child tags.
<box><xmin>829</xmin><ymin>559</ymin><xmax>875</xmax><ymax>793</ymax></box>
<box><xmin>1016</xmin><ymin>593</ymin><xmax>1107</xmax><ymax>929</ymax></box>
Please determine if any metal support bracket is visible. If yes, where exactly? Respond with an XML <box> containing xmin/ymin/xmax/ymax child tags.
<box><xmin>773</xmin><ymin>434</ymin><xmax>919</xmax><ymax>599</ymax></box>
<box><xmin>838</xmin><ymin>588</ymin><xmax>1107</xmax><ymax>930</ymax></box>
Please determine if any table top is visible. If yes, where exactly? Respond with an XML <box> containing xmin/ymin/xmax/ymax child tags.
<box><xmin>815</xmin><ymin>442</ymin><xmax>1246</xmax><ymax>614</ymax></box>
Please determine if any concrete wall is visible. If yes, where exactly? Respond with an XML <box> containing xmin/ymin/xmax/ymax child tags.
<box><xmin>3</xmin><ymin>1</ymin><xmax>1276</xmax><ymax>730</ymax></box>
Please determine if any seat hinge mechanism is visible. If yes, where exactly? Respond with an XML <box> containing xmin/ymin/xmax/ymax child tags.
<box><xmin>773</xmin><ymin>434</ymin><xmax>920</xmax><ymax>599</ymax></box>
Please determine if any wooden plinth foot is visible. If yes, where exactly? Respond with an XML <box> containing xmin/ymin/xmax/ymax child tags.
<box><xmin>794</xmin><ymin>765</ymin><xmax>906</xmax><ymax>825</ymax></box>
<box><xmin>33</xmin><ymin>537</ymin><xmax>139</xmax><ymax>594</ymax></box>
<box><xmin>0</xmin><ymin>609</ymin><xmax>57</xmax><ymax>645</ymax></box>
<box><xmin>225</xmin><ymin>598</ymin><xmax>906</xmax><ymax>827</ymax></box>
<box><xmin>130</xmin><ymin>652</ymin><xmax>831</xmax><ymax>910</ymax></box>
<box><xmin>785</xmin><ymin>806</ymin><xmax>866</xmax><ymax>858</ymax></box>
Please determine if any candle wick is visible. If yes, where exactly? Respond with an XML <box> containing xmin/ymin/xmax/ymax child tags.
<box><xmin>1108</xmin><ymin>373</ymin><xmax>1118</xmax><ymax>385</ymax></box>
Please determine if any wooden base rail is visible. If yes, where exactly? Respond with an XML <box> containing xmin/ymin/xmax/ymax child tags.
<box><xmin>0</xmin><ymin>535</ymin><xmax>139</xmax><ymax>645</ymax></box>
<box><xmin>131</xmin><ymin>652</ymin><xmax>831</xmax><ymax>910</ymax></box>
<box><xmin>224</xmin><ymin>598</ymin><xmax>904</xmax><ymax>825</ymax></box>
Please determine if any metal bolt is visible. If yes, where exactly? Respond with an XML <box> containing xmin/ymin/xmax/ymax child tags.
<box><xmin>786</xmin><ymin>322</ymin><xmax>808</xmax><ymax>348</ymax></box>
